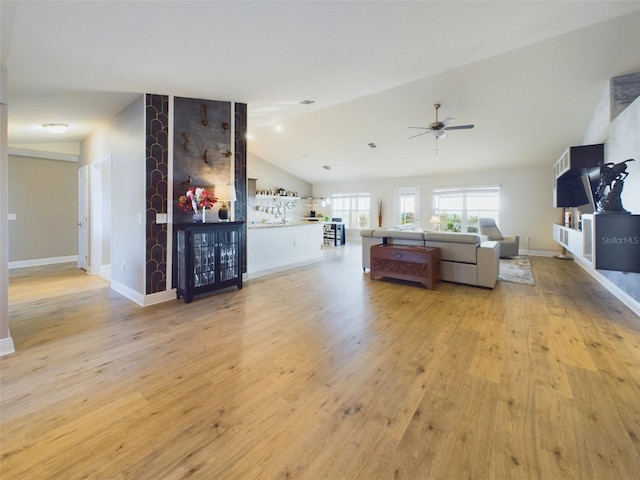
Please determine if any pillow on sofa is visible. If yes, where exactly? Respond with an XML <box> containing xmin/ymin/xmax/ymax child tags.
<box><xmin>482</xmin><ymin>225</ymin><xmax>503</xmax><ymax>241</ymax></box>
<box><xmin>395</xmin><ymin>224</ymin><xmax>424</xmax><ymax>232</ymax></box>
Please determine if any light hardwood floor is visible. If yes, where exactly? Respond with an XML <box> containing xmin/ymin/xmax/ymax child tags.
<box><xmin>2</xmin><ymin>243</ymin><xmax>640</xmax><ymax>479</ymax></box>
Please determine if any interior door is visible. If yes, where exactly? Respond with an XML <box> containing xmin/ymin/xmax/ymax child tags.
<box><xmin>78</xmin><ymin>165</ymin><xmax>89</xmax><ymax>270</ymax></box>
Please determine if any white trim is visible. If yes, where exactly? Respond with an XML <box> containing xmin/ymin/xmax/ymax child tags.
<box><xmin>523</xmin><ymin>249</ymin><xmax>555</xmax><ymax>258</ymax></box>
<box><xmin>167</xmin><ymin>96</ymin><xmax>174</xmax><ymax>290</ymax></box>
<box><xmin>0</xmin><ymin>334</ymin><xmax>15</xmax><ymax>356</ymax></box>
<box><xmin>8</xmin><ymin>146</ymin><xmax>79</xmax><ymax>163</ymax></box>
<box><xmin>110</xmin><ymin>279</ymin><xmax>145</xmax><ymax>306</ymax></box>
<box><xmin>143</xmin><ymin>289</ymin><xmax>177</xmax><ymax>306</ymax></box>
<box><xmin>9</xmin><ymin>255</ymin><xmax>78</xmax><ymax>269</ymax></box>
<box><xmin>111</xmin><ymin>279</ymin><xmax>176</xmax><ymax>307</ymax></box>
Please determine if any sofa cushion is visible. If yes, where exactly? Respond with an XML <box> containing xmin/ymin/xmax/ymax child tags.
<box><xmin>424</xmin><ymin>232</ymin><xmax>482</xmax><ymax>244</ymax></box>
<box><xmin>394</xmin><ymin>224</ymin><xmax>424</xmax><ymax>232</ymax></box>
<box><xmin>372</xmin><ymin>229</ymin><xmax>425</xmax><ymax>241</ymax></box>
<box><xmin>480</xmin><ymin>225</ymin><xmax>503</xmax><ymax>241</ymax></box>
<box><xmin>424</xmin><ymin>240</ymin><xmax>478</xmax><ymax>263</ymax></box>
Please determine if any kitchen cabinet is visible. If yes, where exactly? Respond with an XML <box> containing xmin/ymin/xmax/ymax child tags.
<box><xmin>174</xmin><ymin>222</ymin><xmax>244</xmax><ymax>303</ymax></box>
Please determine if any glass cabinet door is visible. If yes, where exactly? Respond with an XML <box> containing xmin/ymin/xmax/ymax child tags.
<box><xmin>177</xmin><ymin>230</ymin><xmax>186</xmax><ymax>291</ymax></box>
<box><xmin>193</xmin><ymin>230</ymin><xmax>217</xmax><ymax>288</ymax></box>
<box><xmin>218</xmin><ymin>229</ymin><xmax>240</xmax><ymax>282</ymax></box>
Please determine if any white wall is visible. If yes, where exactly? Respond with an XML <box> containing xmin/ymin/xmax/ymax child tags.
<box><xmin>583</xmin><ymin>88</ymin><xmax>639</xmax><ymax>214</ymax></box>
<box><xmin>0</xmin><ymin>65</ymin><xmax>11</xmax><ymax>352</ymax></box>
<box><xmin>314</xmin><ymin>163</ymin><xmax>558</xmax><ymax>253</ymax></box>
<box><xmin>80</xmin><ymin>95</ymin><xmax>145</xmax><ymax>296</ymax></box>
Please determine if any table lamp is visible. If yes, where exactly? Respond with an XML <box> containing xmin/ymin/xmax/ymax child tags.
<box><xmin>430</xmin><ymin>215</ymin><xmax>440</xmax><ymax>231</ymax></box>
<box><xmin>215</xmin><ymin>184</ymin><xmax>236</xmax><ymax>221</ymax></box>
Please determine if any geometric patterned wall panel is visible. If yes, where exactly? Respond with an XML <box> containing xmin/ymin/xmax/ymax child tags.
<box><xmin>145</xmin><ymin>94</ymin><xmax>169</xmax><ymax>295</ymax></box>
<box><xmin>234</xmin><ymin>102</ymin><xmax>248</xmax><ymax>273</ymax></box>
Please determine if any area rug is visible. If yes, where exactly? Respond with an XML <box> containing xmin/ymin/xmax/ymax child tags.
<box><xmin>499</xmin><ymin>256</ymin><xmax>535</xmax><ymax>285</ymax></box>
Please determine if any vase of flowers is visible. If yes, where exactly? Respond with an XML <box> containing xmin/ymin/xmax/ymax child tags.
<box><xmin>178</xmin><ymin>187</ymin><xmax>217</xmax><ymax>222</ymax></box>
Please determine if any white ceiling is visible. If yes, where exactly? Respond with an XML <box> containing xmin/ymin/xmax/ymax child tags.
<box><xmin>3</xmin><ymin>1</ymin><xmax>640</xmax><ymax>184</ymax></box>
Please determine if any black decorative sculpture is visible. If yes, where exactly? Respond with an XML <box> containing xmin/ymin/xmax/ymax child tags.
<box><xmin>596</xmin><ymin>158</ymin><xmax>635</xmax><ymax>214</ymax></box>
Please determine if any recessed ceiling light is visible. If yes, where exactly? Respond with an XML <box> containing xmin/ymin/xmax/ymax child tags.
<box><xmin>323</xmin><ymin>165</ymin><xmax>331</xmax><ymax>170</ymax></box>
<box><xmin>42</xmin><ymin>123</ymin><xmax>68</xmax><ymax>134</ymax></box>
<box><xmin>246</xmin><ymin>133</ymin><xmax>254</xmax><ymax>140</ymax></box>
<box><xmin>300</xmin><ymin>100</ymin><xmax>315</xmax><ymax>105</ymax></box>
<box><xmin>275</xmin><ymin>125</ymin><xmax>283</xmax><ymax>132</ymax></box>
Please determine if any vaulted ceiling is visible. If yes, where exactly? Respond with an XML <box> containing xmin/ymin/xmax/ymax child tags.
<box><xmin>2</xmin><ymin>1</ymin><xmax>640</xmax><ymax>184</ymax></box>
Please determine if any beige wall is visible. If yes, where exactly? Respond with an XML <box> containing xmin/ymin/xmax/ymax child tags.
<box><xmin>8</xmin><ymin>155</ymin><xmax>78</xmax><ymax>262</ymax></box>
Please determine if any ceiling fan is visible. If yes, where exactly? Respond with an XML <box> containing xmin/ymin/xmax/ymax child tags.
<box><xmin>408</xmin><ymin>103</ymin><xmax>475</xmax><ymax>140</ymax></box>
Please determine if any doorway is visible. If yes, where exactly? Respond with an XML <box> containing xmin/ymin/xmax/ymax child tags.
<box><xmin>90</xmin><ymin>156</ymin><xmax>112</xmax><ymax>280</ymax></box>
<box><xmin>78</xmin><ymin>166</ymin><xmax>89</xmax><ymax>270</ymax></box>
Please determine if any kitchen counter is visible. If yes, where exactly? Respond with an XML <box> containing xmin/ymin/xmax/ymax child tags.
<box><xmin>248</xmin><ymin>221</ymin><xmax>315</xmax><ymax>229</ymax></box>
<box><xmin>246</xmin><ymin>222</ymin><xmax>324</xmax><ymax>277</ymax></box>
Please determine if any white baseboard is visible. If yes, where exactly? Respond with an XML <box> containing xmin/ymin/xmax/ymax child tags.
<box><xmin>9</xmin><ymin>255</ymin><xmax>78</xmax><ymax>269</ymax></box>
<box><xmin>0</xmin><ymin>334</ymin><xmax>16</xmax><ymax>356</ymax></box>
<box><xmin>110</xmin><ymin>279</ymin><xmax>145</xmax><ymax>306</ymax></box>
<box><xmin>110</xmin><ymin>279</ymin><xmax>176</xmax><ymax>307</ymax></box>
<box><xmin>520</xmin><ymin>249</ymin><xmax>555</xmax><ymax>258</ymax></box>
<box><xmin>142</xmin><ymin>289</ymin><xmax>177</xmax><ymax>306</ymax></box>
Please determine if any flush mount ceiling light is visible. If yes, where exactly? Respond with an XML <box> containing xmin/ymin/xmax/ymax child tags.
<box><xmin>300</xmin><ymin>100</ymin><xmax>315</xmax><ymax>105</ymax></box>
<box><xmin>42</xmin><ymin>123</ymin><xmax>68</xmax><ymax>134</ymax></box>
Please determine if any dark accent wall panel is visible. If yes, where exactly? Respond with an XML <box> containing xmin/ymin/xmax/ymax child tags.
<box><xmin>173</xmin><ymin>97</ymin><xmax>232</xmax><ymax>224</ymax></box>
<box><xmin>235</xmin><ymin>102</ymin><xmax>248</xmax><ymax>273</ymax></box>
<box><xmin>145</xmin><ymin>94</ymin><xmax>169</xmax><ymax>295</ymax></box>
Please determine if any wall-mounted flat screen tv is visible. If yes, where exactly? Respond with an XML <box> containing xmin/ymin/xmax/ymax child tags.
<box><xmin>556</xmin><ymin>175</ymin><xmax>589</xmax><ymax>207</ymax></box>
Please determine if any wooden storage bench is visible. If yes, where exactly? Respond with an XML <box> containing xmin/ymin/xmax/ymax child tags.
<box><xmin>370</xmin><ymin>244</ymin><xmax>441</xmax><ymax>289</ymax></box>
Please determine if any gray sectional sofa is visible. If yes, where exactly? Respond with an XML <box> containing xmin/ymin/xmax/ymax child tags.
<box><xmin>360</xmin><ymin>228</ymin><xmax>500</xmax><ymax>288</ymax></box>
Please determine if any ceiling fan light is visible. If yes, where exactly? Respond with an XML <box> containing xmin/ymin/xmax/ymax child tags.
<box><xmin>431</xmin><ymin>130</ymin><xmax>445</xmax><ymax>139</ymax></box>
<box><xmin>43</xmin><ymin>123</ymin><xmax>68</xmax><ymax>134</ymax></box>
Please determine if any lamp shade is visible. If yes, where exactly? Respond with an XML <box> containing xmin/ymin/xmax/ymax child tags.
<box><xmin>430</xmin><ymin>215</ymin><xmax>439</xmax><ymax>224</ymax></box>
<box><xmin>215</xmin><ymin>184</ymin><xmax>236</xmax><ymax>201</ymax></box>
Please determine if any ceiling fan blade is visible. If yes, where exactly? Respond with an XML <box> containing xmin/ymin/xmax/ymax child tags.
<box><xmin>444</xmin><ymin>124</ymin><xmax>474</xmax><ymax>130</ymax></box>
<box><xmin>409</xmin><ymin>131</ymin><xmax>431</xmax><ymax>139</ymax></box>
<box><xmin>408</xmin><ymin>126</ymin><xmax>430</xmax><ymax>130</ymax></box>
<box><xmin>441</xmin><ymin>117</ymin><xmax>455</xmax><ymax>127</ymax></box>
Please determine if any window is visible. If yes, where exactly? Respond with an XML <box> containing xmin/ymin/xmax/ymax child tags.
<box><xmin>330</xmin><ymin>193</ymin><xmax>370</xmax><ymax>229</ymax></box>
<box><xmin>432</xmin><ymin>186</ymin><xmax>500</xmax><ymax>233</ymax></box>
<box><xmin>395</xmin><ymin>187</ymin><xmax>420</xmax><ymax>226</ymax></box>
